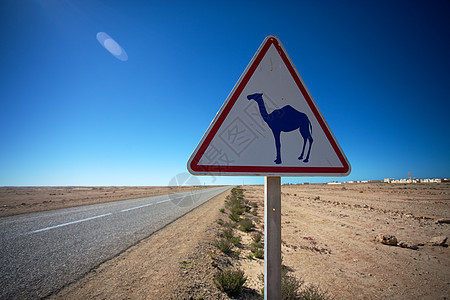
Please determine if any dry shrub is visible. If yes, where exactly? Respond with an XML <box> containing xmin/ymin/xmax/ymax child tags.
<box><xmin>214</xmin><ymin>268</ymin><xmax>247</xmax><ymax>296</ymax></box>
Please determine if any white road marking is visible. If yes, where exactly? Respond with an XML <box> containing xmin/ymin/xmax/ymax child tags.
<box><xmin>121</xmin><ymin>198</ymin><xmax>174</xmax><ymax>213</ymax></box>
<box><xmin>28</xmin><ymin>188</ymin><xmax>225</xmax><ymax>234</ymax></box>
<box><xmin>30</xmin><ymin>213</ymin><xmax>113</xmax><ymax>234</ymax></box>
<box><xmin>156</xmin><ymin>199</ymin><xmax>172</xmax><ymax>204</ymax></box>
<box><xmin>120</xmin><ymin>203</ymin><xmax>154</xmax><ymax>212</ymax></box>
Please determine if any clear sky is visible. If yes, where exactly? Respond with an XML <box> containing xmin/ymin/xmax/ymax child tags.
<box><xmin>1</xmin><ymin>0</ymin><xmax>449</xmax><ymax>186</ymax></box>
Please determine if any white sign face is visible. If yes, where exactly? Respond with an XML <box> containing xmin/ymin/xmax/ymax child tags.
<box><xmin>188</xmin><ymin>36</ymin><xmax>350</xmax><ymax>176</ymax></box>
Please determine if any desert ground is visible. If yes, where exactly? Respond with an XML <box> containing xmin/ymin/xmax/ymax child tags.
<box><xmin>1</xmin><ymin>183</ymin><xmax>449</xmax><ymax>299</ymax></box>
<box><xmin>0</xmin><ymin>186</ymin><xmax>209</xmax><ymax>217</ymax></box>
<box><xmin>271</xmin><ymin>183</ymin><xmax>449</xmax><ymax>299</ymax></box>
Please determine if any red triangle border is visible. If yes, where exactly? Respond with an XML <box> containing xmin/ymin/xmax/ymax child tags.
<box><xmin>188</xmin><ymin>36</ymin><xmax>350</xmax><ymax>176</ymax></box>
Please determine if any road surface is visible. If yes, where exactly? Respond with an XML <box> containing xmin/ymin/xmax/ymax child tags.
<box><xmin>0</xmin><ymin>186</ymin><xmax>230</xmax><ymax>299</ymax></box>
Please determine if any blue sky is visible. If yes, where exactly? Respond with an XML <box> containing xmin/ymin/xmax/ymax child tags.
<box><xmin>1</xmin><ymin>0</ymin><xmax>449</xmax><ymax>186</ymax></box>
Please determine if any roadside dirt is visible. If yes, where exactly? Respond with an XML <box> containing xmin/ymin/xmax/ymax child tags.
<box><xmin>277</xmin><ymin>183</ymin><xmax>450</xmax><ymax>299</ymax></box>
<box><xmin>0</xmin><ymin>186</ymin><xmax>208</xmax><ymax>217</ymax></box>
<box><xmin>3</xmin><ymin>183</ymin><xmax>449</xmax><ymax>299</ymax></box>
<box><xmin>49</xmin><ymin>189</ymin><xmax>232</xmax><ymax>300</ymax></box>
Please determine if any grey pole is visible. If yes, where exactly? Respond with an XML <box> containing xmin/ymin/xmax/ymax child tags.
<box><xmin>264</xmin><ymin>176</ymin><xmax>281</xmax><ymax>300</ymax></box>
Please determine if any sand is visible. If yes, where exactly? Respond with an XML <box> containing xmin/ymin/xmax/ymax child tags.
<box><xmin>2</xmin><ymin>183</ymin><xmax>449</xmax><ymax>299</ymax></box>
<box><xmin>0</xmin><ymin>186</ymin><xmax>208</xmax><ymax>217</ymax></box>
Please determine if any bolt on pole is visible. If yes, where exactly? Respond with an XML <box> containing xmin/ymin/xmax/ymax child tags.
<box><xmin>264</xmin><ymin>176</ymin><xmax>281</xmax><ymax>300</ymax></box>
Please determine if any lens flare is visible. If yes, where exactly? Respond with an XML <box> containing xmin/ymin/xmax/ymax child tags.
<box><xmin>96</xmin><ymin>32</ymin><xmax>128</xmax><ymax>61</ymax></box>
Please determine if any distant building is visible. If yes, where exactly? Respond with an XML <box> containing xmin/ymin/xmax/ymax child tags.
<box><xmin>384</xmin><ymin>177</ymin><xmax>443</xmax><ymax>184</ymax></box>
<box><xmin>390</xmin><ymin>178</ymin><xmax>419</xmax><ymax>184</ymax></box>
<box><xmin>421</xmin><ymin>178</ymin><xmax>442</xmax><ymax>183</ymax></box>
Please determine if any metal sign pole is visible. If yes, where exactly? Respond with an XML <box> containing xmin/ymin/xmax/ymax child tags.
<box><xmin>264</xmin><ymin>176</ymin><xmax>281</xmax><ymax>300</ymax></box>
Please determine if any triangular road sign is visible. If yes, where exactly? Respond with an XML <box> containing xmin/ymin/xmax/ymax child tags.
<box><xmin>188</xmin><ymin>36</ymin><xmax>350</xmax><ymax>177</ymax></box>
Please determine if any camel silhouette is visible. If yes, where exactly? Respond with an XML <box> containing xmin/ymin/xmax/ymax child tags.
<box><xmin>247</xmin><ymin>93</ymin><xmax>313</xmax><ymax>164</ymax></box>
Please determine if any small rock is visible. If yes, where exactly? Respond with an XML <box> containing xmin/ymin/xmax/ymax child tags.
<box><xmin>435</xmin><ymin>219</ymin><xmax>450</xmax><ymax>224</ymax></box>
<box><xmin>375</xmin><ymin>234</ymin><xmax>398</xmax><ymax>246</ymax></box>
<box><xmin>428</xmin><ymin>236</ymin><xmax>448</xmax><ymax>246</ymax></box>
<box><xmin>397</xmin><ymin>241</ymin><xmax>419</xmax><ymax>250</ymax></box>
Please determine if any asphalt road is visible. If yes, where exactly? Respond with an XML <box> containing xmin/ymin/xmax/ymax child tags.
<box><xmin>0</xmin><ymin>186</ymin><xmax>230</xmax><ymax>299</ymax></box>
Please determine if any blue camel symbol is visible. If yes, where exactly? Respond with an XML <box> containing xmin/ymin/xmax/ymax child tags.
<box><xmin>247</xmin><ymin>93</ymin><xmax>313</xmax><ymax>164</ymax></box>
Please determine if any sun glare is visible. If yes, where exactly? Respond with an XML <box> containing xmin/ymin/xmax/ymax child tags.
<box><xmin>96</xmin><ymin>32</ymin><xmax>128</xmax><ymax>61</ymax></box>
